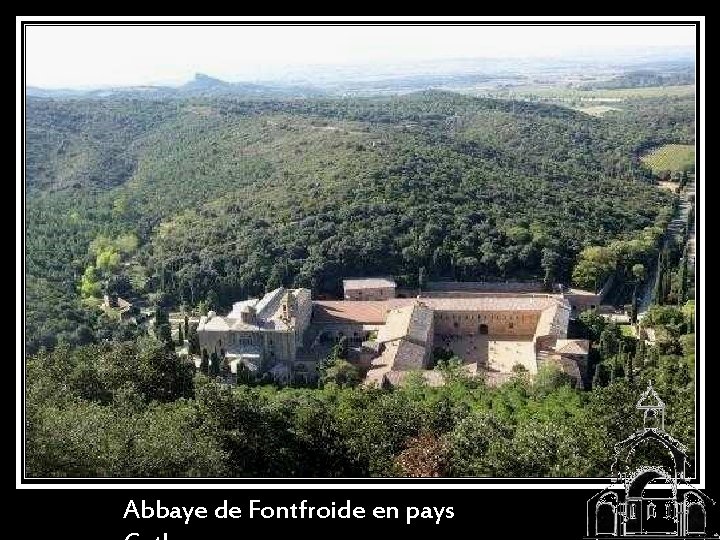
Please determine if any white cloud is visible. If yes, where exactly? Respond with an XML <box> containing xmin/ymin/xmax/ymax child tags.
<box><xmin>26</xmin><ymin>24</ymin><xmax>696</xmax><ymax>88</ymax></box>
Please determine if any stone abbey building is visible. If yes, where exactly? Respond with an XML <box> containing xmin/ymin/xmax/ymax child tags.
<box><xmin>197</xmin><ymin>287</ymin><xmax>312</xmax><ymax>381</ymax></box>
<box><xmin>197</xmin><ymin>278</ymin><xmax>590</xmax><ymax>387</ymax></box>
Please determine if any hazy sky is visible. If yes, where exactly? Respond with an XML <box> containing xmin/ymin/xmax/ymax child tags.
<box><xmin>26</xmin><ymin>24</ymin><xmax>696</xmax><ymax>88</ymax></box>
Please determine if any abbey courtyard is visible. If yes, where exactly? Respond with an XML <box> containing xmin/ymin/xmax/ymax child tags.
<box><xmin>192</xmin><ymin>277</ymin><xmax>595</xmax><ymax>388</ymax></box>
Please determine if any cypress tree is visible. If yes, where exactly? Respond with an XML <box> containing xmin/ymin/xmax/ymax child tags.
<box><xmin>592</xmin><ymin>364</ymin><xmax>603</xmax><ymax>389</ymax></box>
<box><xmin>646</xmin><ymin>347</ymin><xmax>659</xmax><ymax>368</ymax></box>
<box><xmin>678</xmin><ymin>255</ymin><xmax>688</xmax><ymax>304</ymax></box>
<box><xmin>188</xmin><ymin>327</ymin><xmax>200</xmax><ymax>355</ymax></box>
<box><xmin>178</xmin><ymin>323</ymin><xmax>184</xmax><ymax>346</ymax></box>
<box><xmin>626</xmin><ymin>352</ymin><xmax>634</xmax><ymax>384</ymax></box>
<box><xmin>653</xmin><ymin>252</ymin><xmax>664</xmax><ymax>305</ymax></box>
<box><xmin>200</xmin><ymin>349</ymin><xmax>209</xmax><ymax>375</ymax></box>
<box><xmin>206</xmin><ymin>289</ymin><xmax>220</xmax><ymax>312</ymax></box>
<box><xmin>210</xmin><ymin>352</ymin><xmax>219</xmax><ymax>376</ymax></box>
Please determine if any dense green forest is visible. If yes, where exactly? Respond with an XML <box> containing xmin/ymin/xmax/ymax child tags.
<box><xmin>25</xmin><ymin>90</ymin><xmax>696</xmax><ymax>477</ymax></box>
<box><xmin>26</xmin><ymin>92</ymin><xmax>692</xmax><ymax>352</ymax></box>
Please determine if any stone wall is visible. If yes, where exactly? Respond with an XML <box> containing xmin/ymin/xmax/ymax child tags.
<box><xmin>344</xmin><ymin>286</ymin><xmax>396</xmax><ymax>301</ymax></box>
<box><xmin>426</xmin><ymin>281</ymin><xmax>546</xmax><ymax>293</ymax></box>
<box><xmin>432</xmin><ymin>310</ymin><xmax>540</xmax><ymax>337</ymax></box>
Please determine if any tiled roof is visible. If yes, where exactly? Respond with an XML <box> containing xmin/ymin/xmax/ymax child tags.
<box><xmin>343</xmin><ymin>277</ymin><xmax>397</xmax><ymax>289</ymax></box>
<box><xmin>377</xmin><ymin>302</ymin><xmax>433</xmax><ymax>346</ymax></box>
<box><xmin>255</xmin><ymin>287</ymin><xmax>285</xmax><ymax>318</ymax></box>
<box><xmin>535</xmin><ymin>299</ymin><xmax>571</xmax><ymax>338</ymax></box>
<box><xmin>313</xmin><ymin>296</ymin><xmax>558</xmax><ymax>325</ymax></box>
<box><xmin>424</xmin><ymin>297</ymin><xmax>557</xmax><ymax>311</ymax></box>
<box><xmin>388</xmin><ymin>339</ymin><xmax>427</xmax><ymax>370</ymax></box>
<box><xmin>313</xmin><ymin>300</ymin><xmax>411</xmax><ymax>324</ymax></box>
<box><xmin>554</xmin><ymin>339</ymin><xmax>590</xmax><ymax>355</ymax></box>
<box><xmin>227</xmin><ymin>299</ymin><xmax>259</xmax><ymax>319</ymax></box>
<box><xmin>202</xmin><ymin>317</ymin><xmax>230</xmax><ymax>331</ymax></box>
<box><xmin>564</xmin><ymin>288</ymin><xmax>600</xmax><ymax>297</ymax></box>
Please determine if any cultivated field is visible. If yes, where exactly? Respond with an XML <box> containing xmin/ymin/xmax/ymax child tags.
<box><xmin>641</xmin><ymin>144</ymin><xmax>695</xmax><ymax>173</ymax></box>
<box><xmin>493</xmin><ymin>84</ymin><xmax>695</xmax><ymax>100</ymax></box>
<box><xmin>575</xmin><ymin>105</ymin><xmax>620</xmax><ymax>117</ymax></box>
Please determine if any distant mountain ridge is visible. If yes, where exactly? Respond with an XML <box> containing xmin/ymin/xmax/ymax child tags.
<box><xmin>27</xmin><ymin>73</ymin><xmax>326</xmax><ymax>99</ymax></box>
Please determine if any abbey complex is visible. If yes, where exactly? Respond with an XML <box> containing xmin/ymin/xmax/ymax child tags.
<box><xmin>196</xmin><ymin>278</ymin><xmax>594</xmax><ymax>388</ymax></box>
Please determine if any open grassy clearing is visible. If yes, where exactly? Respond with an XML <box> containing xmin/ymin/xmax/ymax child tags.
<box><xmin>641</xmin><ymin>144</ymin><xmax>695</xmax><ymax>173</ymax></box>
<box><xmin>575</xmin><ymin>105</ymin><xmax>620</xmax><ymax>117</ymax></box>
<box><xmin>620</xmin><ymin>324</ymin><xmax>636</xmax><ymax>337</ymax></box>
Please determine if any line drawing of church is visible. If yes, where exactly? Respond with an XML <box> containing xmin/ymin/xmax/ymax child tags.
<box><xmin>586</xmin><ymin>382</ymin><xmax>715</xmax><ymax>538</ymax></box>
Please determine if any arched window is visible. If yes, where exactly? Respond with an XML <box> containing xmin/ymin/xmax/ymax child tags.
<box><xmin>595</xmin><ymin>493</ymin><xmax>617</xmax><ymax>536</ymax></box>
<box><xmin>685</xmin><ymin>493</ymin><xmax>706</xmax><ymax>535</ymax></box>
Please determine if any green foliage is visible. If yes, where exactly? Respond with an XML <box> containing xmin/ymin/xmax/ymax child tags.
<box><xmin>578</xmin><ymin>309</ymin><xmax>607</xmax><ymax>341</ymax></box>
<box><xmin>25</xmin><ymin>333</ymin><xmax>695</xmax><ymax>478</ymax></box>
<box><xmin>95</xmin><ymin>246</ymin><xmax>121</xmax><ymax>271</ymax></box>
<box><xmin>322</xmin><ymin>359</ymin><xmax>361</xmax><ymax>388</ymax></box>
<box><xmin>643</xmin><ymin>305</ymin><xmax>687</xmax><ymax>331</ymax></box>
<box><xmin>26</xmin><ymin>93</ymin><xmax>679</xmax><ymax>353</ymax></box>
<box><xmin>436</xmin><ymin>357</ymin><xmax>470</xmax><ymax>385</ymax></box>
<box><xmin>572</xmin><ymin>226</ymin><xmax>665</xmax><ymax>291</ymax></box>
<box><xmin>572</xmin><ymin>246</ymin><xmax>616</xmax><ymax>291</ymax></box>
<box><xmin>632</xmin><ymin>263</ymin><xmax>646</xmax><ymax>282</ymax></box>
<box><xmin>640</xmin><ymin>144</ymin><xmax>695</xmax><ymax>174</ymax></box>
<box><xmin>79</xmin><ymin>265</ymin><xmax>101</xmax><ymax>299</ymax></box>
<box><xmin>24</xmin><ymin>91</ymin><xmax>696</xmax><ymax>478</ymax></box>
<box><xmin>115</xmin><ymin>233</ymin><xmax>139</xmax><ymax>254</ymax></box>
<box><xmin>448</xmin><ymin>413</ymin><xmax>514</xmax><ymax>476</ymax></box>
<box><xmin>533</xmin><ymin>364</ymin><xmax>575</xmax><ymax>397</ymax></box>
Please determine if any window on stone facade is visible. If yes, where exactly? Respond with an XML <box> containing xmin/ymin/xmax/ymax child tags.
<box><xmin>665</xmin><ymin>502</ymin><xmax>674</xmax><ymax>519</ymax></box>
<box><xmin>647</xmin><ymin>502</ymin><xmax>656</xmax><ymax>519</ymax></box>
<box><xmin>509</xmin><ymin>323</ymin><xmax>514</xmax><ymax>329</ymax></box>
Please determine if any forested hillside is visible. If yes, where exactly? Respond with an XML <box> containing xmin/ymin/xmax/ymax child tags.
<box><xmin>24</xmin><ymin>89</ymin><xmax>697</xmax><ymax>478</ymax></box>
<box><xmin>25</xmin><ymin>92</ymin><xmax>692</xmax><ymax>353</ymax></box>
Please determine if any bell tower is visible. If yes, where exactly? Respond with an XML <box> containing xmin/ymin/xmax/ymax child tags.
<box><xmin>637</xmin><ymin>382</ymin><xmax>665</xmax><ymax>430</ymax></box>
<box><xmin>280</xmin><ymin>290</ymin><xmax>296</xmax><ymax>326</ymax></box>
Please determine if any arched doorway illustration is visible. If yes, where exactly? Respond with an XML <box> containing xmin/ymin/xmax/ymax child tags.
<box><xmin>595</xmin><ymin>492</ymin><xmax>618</xmax><ymax>536</ymax></box>
<box><xmin>685</xmin><ymin>493</ymin><xmax>706</xmax><ymax>535</ymax></box>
